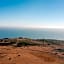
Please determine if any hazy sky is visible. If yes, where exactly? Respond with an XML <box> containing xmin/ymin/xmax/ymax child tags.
<box><xmin>0</xmin><ymin>0</ymin><xmax>64</xmax><ymax>28</ymax></box>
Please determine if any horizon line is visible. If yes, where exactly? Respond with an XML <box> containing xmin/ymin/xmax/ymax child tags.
<box><xmin>0</xmin><ymin>26</ymin><xmax>64</xmax><ymax>29</ymax></box>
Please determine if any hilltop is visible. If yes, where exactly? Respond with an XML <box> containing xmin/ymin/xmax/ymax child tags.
<box><xmin>0</xmin><ymin>37</ymin><xmax>64</xmax><ymax>64</ymax></box>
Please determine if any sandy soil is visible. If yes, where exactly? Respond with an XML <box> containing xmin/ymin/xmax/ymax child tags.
<box><xmin>0</xmin><ymin>46</ymin><xmax>64</xmax><ymax>64</ymax></box>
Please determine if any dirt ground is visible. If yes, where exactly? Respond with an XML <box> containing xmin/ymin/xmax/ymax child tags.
<box><xmin>0</xmin><ymin>45</ymin><xmax>64</xmax><ymax>64</ymax></box>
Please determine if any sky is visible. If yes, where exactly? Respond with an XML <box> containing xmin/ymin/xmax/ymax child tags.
<box><xmin>0</xmin><ymin>0</ymin><xmax>64</xmax><ymax>28</ymax></box>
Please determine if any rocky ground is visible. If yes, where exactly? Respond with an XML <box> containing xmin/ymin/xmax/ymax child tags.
<box><xmin>0</xmin><ymin>38</ymin><xmax>64</xmax><ymax>64</ymax></box>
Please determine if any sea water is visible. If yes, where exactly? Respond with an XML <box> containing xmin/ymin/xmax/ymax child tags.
<box><xmin>0</xmin><ymin>28</ymin><xmax>64</xmax><ymax>40</ymax></box>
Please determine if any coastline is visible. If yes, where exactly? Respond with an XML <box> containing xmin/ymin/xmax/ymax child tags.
<box><xmin>0</xmin><ymin>37</ymin><xmax>64</xmax><ymax>46</ymax></box>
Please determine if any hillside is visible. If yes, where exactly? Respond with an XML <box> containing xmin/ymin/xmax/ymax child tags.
<box><xmin>0</xmin><ymin>37</ymin><xmax>64</xmax><ymax>64</ymax></box>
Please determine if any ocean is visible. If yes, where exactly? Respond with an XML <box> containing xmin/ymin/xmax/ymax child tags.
<box><xmin>0</xmin><ymin>28</ymin><xmax>64</xmax><ymax>40</ymax></box>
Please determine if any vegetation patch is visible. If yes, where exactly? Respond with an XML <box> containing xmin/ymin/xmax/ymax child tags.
<box><xmin>55</xmin><ymin>49</ymin><xmax>64</xmax><ymax>52</ymax></box>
